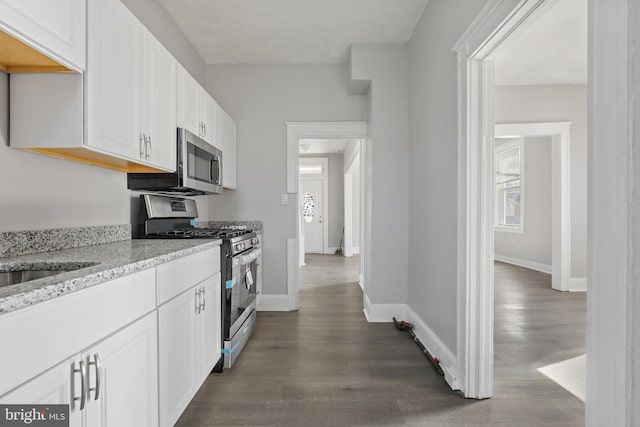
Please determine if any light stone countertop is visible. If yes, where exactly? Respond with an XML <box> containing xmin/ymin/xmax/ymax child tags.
<box><xmin>0</xmin><ymin>238</ymin><xmax>222</xmax><ymax>315</ymax></box>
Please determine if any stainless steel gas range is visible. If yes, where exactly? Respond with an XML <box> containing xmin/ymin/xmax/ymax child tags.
<box><xmin>136</xmin><ymin>194</ymin><xmax>259</xmax><ymax>371</ymax></box>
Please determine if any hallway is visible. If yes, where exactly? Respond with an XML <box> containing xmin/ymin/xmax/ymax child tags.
<box><xmin>176</xmin><ymin>258</ymin><xmax>585</xmax><ymax>426</ymax></box>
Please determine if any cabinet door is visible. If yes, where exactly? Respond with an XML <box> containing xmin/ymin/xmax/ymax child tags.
<box><xmin>177</xmin><ymin>65</ymin><xmax>202</xmax><ymax>138</ymax></box>
<box><xmin>0</xmin><ymin>356</ymin><xmax>83</xmax><ymax>427</ymax></box>
<box><xmin>84</xmin><ymin>312</ymin><xmax>158</xmax><ymax>427</ymax></box>
<box><xmin>218</xmin><ymin>107</ymin><xmax>237</xmax><ymax>189</ymax></box>
<box><xmin>142</xmin><ymin>29</ymin><xmax>177</xmax><ymax>171</ymax></box>
<box><xmin>0</xmin><ymin>0</ymin><xmax>86</xmax><ymax>70</ymax></box>
<box><xmin>86</xmin><ymin>0</ymin><xmax>143</xmax><ymax>162</ymax></box>
<box><xmin>201</xmin><ymin>93</ymin><xmax>218</xmax><ymax>145</ymax></box>
<box><xmin>197</xmin><ymin>273</ymin><xmax>222</xmax><ymax>381</ymax></box>
<box><xmin>158</xmin><ymin>287</ymin><xmax>198</xmax><ymax>427</ymax></box>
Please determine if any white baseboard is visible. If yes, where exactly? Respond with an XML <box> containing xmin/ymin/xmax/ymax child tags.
<box><xmin>404</xmin><ymin>305</ymin><xmax>459</xmax><ymax>391</ymax></box>
<box><xmin>353</xmin><ymin>246</ymin><xmax>360</xmax><ymax>254</ymax></box>
<box><xmin>494</xmin><ymin>254</ymin><xmax>552</xmax><ymax>274</ymax></box>
<box><xmin>257</xmin><ymin>294</ymin><xmax>291</xmax><ymax>311</ymax></box>
<box><xmin>359</xmin><ymin>274</ymin><xmax>364</xmax><ymax>290</ymax></box>
<box><xmin>568</xmin><ymin>277</ymin><xmax>587</xmax><ymax>292</ymax></box>
<box><xmin>362</xmin><ymin>294</ymin><xmax>406</xmax><ymax>322</ymax></box>
<box><xmin>325</xmin><ymin>247</ymin><xmax>338</xmax><ymax>254</ymax></box>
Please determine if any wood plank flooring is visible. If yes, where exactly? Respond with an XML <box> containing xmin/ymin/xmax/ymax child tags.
<box><xmin>176</xmin><ymin>257</ymin><xmax>585</xmax><ymax>426</ymax></box>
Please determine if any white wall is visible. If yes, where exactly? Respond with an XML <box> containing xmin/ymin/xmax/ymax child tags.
<box><xmin>205</xmin><ymin>64</ymin><xmax>367</xmax><ymax>296</ymax></box>
<box><xmin>406</xmin><ymin>0</ymin><xmax>489</xmax><ymax>354</ymax></box>
<box><xmin>494</xmin><ymin>84</ymin><xmax>587</xmax><ymax>277</ymax></box>
<box><xmin>495</xmin><ymin>137</ymin><xmax>552</xmax><ymax>268</ymax></box>
<box><xmin>300</xmin><ymin>153</ymin><xmax>344</xmax><ymax>249</ymax></box>
<box><xmin>350</xmin><ymin>44</ymin><xmax>410</xmax><ymax>309</ymax></box>
<box><xmin>0</xmin><ymin>1</ymin><xmax>207</xmax><ymax>233</ymax></box>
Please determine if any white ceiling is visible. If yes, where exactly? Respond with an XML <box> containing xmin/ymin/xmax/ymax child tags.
<box><xmin>493</xmin><ymin>0</ymin><xmax>587</xmax><ymax>86</ymax></box>
<box><xmin>156</xmin><ymin>0</ymin><xmax>429</xmax><ymax>64</ymax></box>
<box><xmin>299</xmin><ymin>138</ymin><xmax>353</xmax><ymax>154</ymax></box>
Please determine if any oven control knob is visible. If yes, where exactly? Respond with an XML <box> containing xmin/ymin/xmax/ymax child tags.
<box><xmin>236</xmin><ymin>243</ymin><xmax>245</xmax><ymax>251</ymax></box>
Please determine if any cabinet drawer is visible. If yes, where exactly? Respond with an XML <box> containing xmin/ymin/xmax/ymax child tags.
<box><xmin>156</xmin><ymin>247</ymin><xmax>220</xmax><ymax>305</ymax></box>
<box><xmin>0</xmin><ymin>268</ymin><xmax>156</xmax><ymax>397</ymax></box>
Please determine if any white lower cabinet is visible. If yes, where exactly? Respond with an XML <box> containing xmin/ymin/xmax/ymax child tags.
<box><xmin>0</xmin><ymin>247</ymin><xmax>222</xmax><ymax>427</ymax></box>
<box><xmin>0</xmin><ymin>356</ymin><xmax>83</xmax><ymax>426</ymax></box>
<box><xmin>0</xmin><ymin>312</ymin><xmax>158</xmax><ymax>427</ymax></box>
<box><xmin>158</xmin><ymin>273</ymin><xmax>221</xmax><ymax>427</ymax></box>
<box><xmin>84</xmin><ymin>312</ymin><xmax>158</xmax><ymax>427</ymax></box>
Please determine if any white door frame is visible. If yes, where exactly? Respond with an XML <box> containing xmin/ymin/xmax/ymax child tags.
<box><xmin>299</xmin><ymin>157</ymin><xmax>330</xmax><ymax>254</ymax></box>
<box><xmin>286</xmin><ymin>122</ymin><xmax>368</xmax><ymax>310</ymax></box>
<box><xmin>452</xmin><ymin>0</ymin><xmax>559</xmax><ymax>399</ymax></box>
<box><xmin>343</xmin><ymin>144</ymin><xmax>361</xmax><ymax>258</ymax></box>
<box><xmin>495</xmin><ymin>122</ymin><xmax>573</xmax><ymax>292</ymax></box>
<box><xmin>456</xmin><ymin>1</ymin><xmax>640</xmax><ymax>422</ymax></box>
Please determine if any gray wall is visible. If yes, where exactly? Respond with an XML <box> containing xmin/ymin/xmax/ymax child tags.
<box><xmin>205</xmin><ymin>64</ymin><xmax>367</xmax><ymax>296</ymax></box>
<box><xmin>495</xmin><ymin>137</ymin><xmax>553</xmax><ymax>267</ymax></box>
<box><xmin>300</xmin><ymin>153</ymin><xmax>344</xmax><ymax>249</ymax></box>
<box><xmin>351</xmin><ymin>163</ymin><xmax>361</xmax><ymax>247</ymax></box>
<box><xmin>350</xmin><ymin>44</ymin><xmax>410</xmax><ymax>307</ymax></box>
<box><xmin>121</xmin><ymin>0</ymin><xmax>206</xmax><ymax>84</ymax></box>
<box><xmin>406</xmin><ymin>0</ymin><xmax>490</xmax><ymax>354</ymax></box>
<box><xmin>0</xmin><ymin>70</ymin><xmax>131</xmax><ymax>231</ymax></box>
<box><xmin>343</xmin><ymin>141</ymin><xmax>361</xmax><ymax>248</ymax></box>
<box><xmin>0</xmin><ymin>1</ymin><xmax>206</xmax><ymax>232</ymax></box>
<box><xmin>494</xmin><ymin>84</ymin><xmax>587</xmax><ymax>277</ymax></box>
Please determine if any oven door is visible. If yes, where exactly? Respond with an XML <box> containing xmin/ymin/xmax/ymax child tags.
<box><xmin>227</xmin><ymin>247</ymin><xmax>260</xmax><ymax>339</ymax></box>
<box><xmin>179</xmin><ymin>128</ymin><xmax>223</xmax><ymax>194</ymax></box>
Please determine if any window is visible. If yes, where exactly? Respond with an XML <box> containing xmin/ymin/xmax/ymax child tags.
<box><xmin>495</xmin><ymin>140</ymin><xmax>524</xmax><ymax>233</ymax></box>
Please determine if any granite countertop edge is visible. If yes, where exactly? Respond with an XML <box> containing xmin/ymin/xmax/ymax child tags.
<box><xmin>0</xmin><ymin>239</ymin><xmax>222</xmax><ymax>316</ymax></box>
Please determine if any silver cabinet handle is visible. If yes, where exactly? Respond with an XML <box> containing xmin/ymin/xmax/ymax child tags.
<box><xmin>88</xmin><ymin>354</ymin><xmax>101</xmax><ymax>401</ymax></box>
<box><xmin>195</xmin><ymin>287</ymin><xmax>201</xmax><ymax>314</ymax></box>
<box><xmin>201</xmin><ymin>286</ymin><xmax>206</xmax><ymax>311</ymax></box>
<box><xmin>145</xmin><ymin>135</ymin><xmax>151</xmax><ymax>160</ymax></box>
<box><xmin>203</xmin><ymin>122</ymin><xmax>207</xmax><ymax>137</ymax></box>
<box><xmin>139</xmin><ymin>133</ymin><xmax>145</xmax><ymax>159</ymax></box>
<box><xmin>199</xmin><ymin>121</ymin><xmax>204</xmax><ymax>137</ymax></box>
<box><xmin>73</xmin><ymin>360</ymin><xmax>86</xmax><ymax>410</ymax></box>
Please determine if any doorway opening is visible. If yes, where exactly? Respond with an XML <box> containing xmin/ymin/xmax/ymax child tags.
<box><xmin>453</xmin><ymin>0</ymin><xmax>587</xmax><ymax>399</ymax></box>
<box><xmin>285</xmin><ymin>122</ymin><xmax>368</xmax><ymax>310</ymax></box>
<box><xmin>297</xmin><ymin>139</ymin><xmax>363</xmax><ymax>292</ymax></box>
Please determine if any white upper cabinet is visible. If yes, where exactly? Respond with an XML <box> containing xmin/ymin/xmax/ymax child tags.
<box><xmin>0</xmin><ymin>0</ymin><xmax>86</xmax><ymax>71</ymax></box>
<box><xmin>85</xmin><ymin>0</ymin><xmax>176</xmax><ymax>171</ymax></box>
<box><xmin>177</xmin><ymin>65</ymin><xmax>202</xmax><ymax>139</ymax></box>
<box><xmin>86</xmin><ymin>0</ymin><xmax>143</xmax><ymax>162</ymax></box>
<box><xmin>217</xmin><ymin>106</ymin><xmax>237</xmax><ymax>189</ymax></box>
<box><xmin>202</xmin><ymin>94</ymin><xmax>219</xmax><ymax>146</ymax></box>
<box><xmin>177</xmin><ymin>65</ymin><xmax>218</xmax><ymax>146</ymax></box>
<box><xmin>141</xmin><ymin>29</ymin><xmax>177</xmax><ymax>171</ymax></box>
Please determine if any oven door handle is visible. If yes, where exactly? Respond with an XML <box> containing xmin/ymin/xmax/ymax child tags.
<box><xmin>235</xmin><ymin>248</ymin><xmax>261</xmax><ymax>265</ymax></box>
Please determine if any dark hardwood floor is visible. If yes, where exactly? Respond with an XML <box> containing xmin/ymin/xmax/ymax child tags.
<box><xmin>176</xmin><ymin>257</ymin><xmax>585</xmax><ymax>426</ymax></box>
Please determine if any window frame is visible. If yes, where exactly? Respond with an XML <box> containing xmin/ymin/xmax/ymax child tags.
<box><xmin>494</xmin><ymin>138</ymin><xmax>525</xmax><ymax>234</ymax></box>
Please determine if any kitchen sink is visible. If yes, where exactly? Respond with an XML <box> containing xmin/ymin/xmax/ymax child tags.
<box><xmin>0</xmin><ymin>262</ymin><xmax>99</xmax><ymax>288</ymax></box>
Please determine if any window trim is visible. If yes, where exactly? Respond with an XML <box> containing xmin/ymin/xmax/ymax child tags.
<box><xmin>494</xmin><ymin>138</ymin><xmax>524</xmax><ymax>234</ymax></box>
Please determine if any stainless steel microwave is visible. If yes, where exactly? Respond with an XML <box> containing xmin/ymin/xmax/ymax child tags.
<box><xmin>128</xmin><ymin>128</ymin><xmax>223</xmax><ymax>195</ymax></box>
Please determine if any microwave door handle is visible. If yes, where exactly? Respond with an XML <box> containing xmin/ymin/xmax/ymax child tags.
<box><xmin>210</xmin><ymin>156</ymin><xmax>221</xmax><ymax>184</ymax></box>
